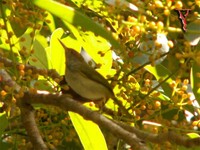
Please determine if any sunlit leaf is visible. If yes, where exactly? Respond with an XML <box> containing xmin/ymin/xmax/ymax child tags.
<box><xmin>80</xmin><ymin>31</ymin><xmax>112</xmax><ymax>71</ymax></box>
<box><xmin>44</xmin><ymin>11</ymin><xmax>56</xmax><ymax>32</ymax></box>
<box><xmin>187</xmin><ymin>133</ymin><xmax>200</xmax><ymax>139</ymax></box>
<box><xmin>69</xmin><ymin>112</ymin><xmax>107</xmax><ymax>150</ymax></box>
<box><xmin>0</xmin><ymin>113</ymin><xmax>8</xmax><ymax>136</ymax></box>
<box><xmin>30</xmin><ymin>36</ymin><xmax>49</xmax><ymax>69</ymax></box>
<box><xmin>0</xmin><ymin>7</ymin><xmax>21</xmax><ymax>62</ymax></box>
<box><xmin>185</xmin><ymin>20</ymin><xmax>200</xmax><ymax>46</ymax></box>
<box><xmin>63</xmin><ymin>22</ymin><xmax>113</xmax><ymax>72</ymax></box>
<box><xmin>32</xmin><ymin>0</ymin><xmax>121</xmax><ymax>50</ymax></box>
<box><xmin>48</xmin><ymin>28</ymin><xmax>65</xmax><ymax>75</ymax></box>
<box><xmin>62</xmin><ymin>20</ymin><xmax>83</xmax><ymax>45</ymax></box>
<box><xmin>145</xmin><ymin>64</ymin><xmax>174</xmax><ymax>98</ymax></box>
<box><xmin>20</xmin><ymin>34</ymin><xmax>49</xmax><ymax>69</ymax></box>
<box><xmin>32</xmin><ymin>80</ymin><xmax>54</xmax><ymax>92</ymax></box>
<box><xmin>191</xmin><ymin>62</ymin><xmax>200</xmax><ymax>103</ymax></box>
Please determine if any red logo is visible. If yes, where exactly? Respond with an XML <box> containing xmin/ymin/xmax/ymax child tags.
<box><xmin>176</xmin><ymin>9</ymin><xmax>191</xmax><ymax>31</ymax></box>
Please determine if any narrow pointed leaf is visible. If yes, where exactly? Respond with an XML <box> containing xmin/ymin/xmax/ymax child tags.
<box><xmin>69</xmin><ymin>112</ymin><xmax>107</xmax><ymax>150</ymax></box>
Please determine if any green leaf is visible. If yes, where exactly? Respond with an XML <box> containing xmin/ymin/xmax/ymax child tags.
<box><xmin>20</xmin><ymin>34</ymin><xmax>49</xmax><ymax>69</ymax></box>
<box><xmin>185</xmin><ymin>19</ymin><xmax>200</xmax><ymax>46</ymax></box>
<box><xmin>183</xmin><ymin>104</ymin><xmax>195</xmax><ymax>115</ymax></box>
<box><xmin>69</xmin><ymin>112</ymin><xmax>107</xmax><ymax>150</ymax></box>
<box><xmin>0</xmin><ymin>141</ymin><xmax>12</xmax><ymax>150</ymax></box>
<box><xmin>191</xmin><ymin>62</ymin><xmax>200</xmax><ymax>103</ymax></box>
<box><xmin>32</xmin><ymin>79</ymin><xmax>54</xmax><ymax>92</ymax></box>
<box><xmin>32</xmin><ymin>0</ymin><xmax>121</xmax><ymax>50</ymax></box>
<box><xmin>80</xmin><ymin>31</ymin><xmax>112</xmax><ymax>71</ymax></box>
<box><xmin>178</xmin><ymin>146</ymin><xmax>200</xmax><ymax>150</ymax></box>
<box><xmin>63</xmin><ymin>21</ymin><xmax>113</xmax><ymax>72</ymax></box>
<box><xmin>0</xmin><ymin>113</ymin><xmax>8</xmax><ymax>136</ymax></box>
<box><xmin>49</xmin><ymin>28</ymin><xmax>113</xmax><ymax>76</ymax></box>
<box><xmin>145</xmin><ymin>64</ymin><xmax>174</xmax><ymax>98</ymax></box>
<box><xmin>30</xmin><ymin>36</ymin><xmax>49</xmax><ymax>69</ymax></box>
<box><xmin>59</xmin><ymin>26</ymin><xmax>82</xmax><ymax>52</ymax></box>
<box><xmin>48</xmin><ymin>28</ymin><xmax>65</xmax><ymax>75</ymax></box>
<box><xmin>178</xmin><ymin>145</ymin><xmax>200</xmax><ymax>150</ymax></box>
<box><xmin>187</xmin><ymin>133</ymin><xmax>200</xmax><ymax>139</ymax></box>
<box><xmin>162</xmin><ymin>109</ymin><xmax>185</xmax><ymax>121</ymax></box>
<box><xmin>10</xmin><ymin>20</ymin><xmax>27</xmax><ymax>37</ymax></box>
<box><xmin>62</xmin><ymin>20</ymin><xmax>83</xmax><ymax>46</ymax></box>
<box><xmin>44</xmin><ymin>11</ymin><xmax>56</xmax><ymax>32</ymax></box>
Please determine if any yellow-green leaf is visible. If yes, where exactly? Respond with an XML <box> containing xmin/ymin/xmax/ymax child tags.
<box><xmin>69</xmin><ymin>112</ymin><xmax>107</xmax><ymax>150</ymax></box>
<box><xmin>32</xmin><ymin>0</ymin><xmax>121</xmax><ymax>50</ymax></box>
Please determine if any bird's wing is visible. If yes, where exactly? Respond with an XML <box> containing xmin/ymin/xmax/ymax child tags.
<box><xmin>80</xmin><ymin>63</ymin><xmax>114</xmax><ymax>95</ymax></box>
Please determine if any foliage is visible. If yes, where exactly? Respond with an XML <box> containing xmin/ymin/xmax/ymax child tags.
<box><xmin>0</xmin><ymin>0</ymin><xmax>200</xmax><ymax>149</ymax></box>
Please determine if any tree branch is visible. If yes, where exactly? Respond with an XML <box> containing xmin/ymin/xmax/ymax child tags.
<box><xmin>0</xmin><ymin>55</ymin><xmax>60</xmax><ymax>79</ymax></box>
<box><xmin>0</xmin><ymin>69</ymin><xmax>48</xmax><ymax>150</ymax></box>
<box><xmin>23</xmin><ymin>92</ymin><xmax>147</xmax><ymax>150</ymax></box>
<box><xmin>19</xmin><ymin>102</ymin><xmax>48</xmax><ymax>150</ymax></box>
<box><xmin>114</xmin><ymin>120</ymin><xmax>200</xmax><ymax>148</ymax></box>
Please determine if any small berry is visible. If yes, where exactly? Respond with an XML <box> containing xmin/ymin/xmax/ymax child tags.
<box><xmin>154</xmin><ymin>101</ymin><xmax>161</xmax><ymax>109</ymax></box>
<box><xmin>45</xmin><ymin>19</ymin><xmax>51</xmax><ymax>23</ymax></box>
<box><xmin>18</xmin><ymin>64</ymin><xmax>25</xmax><ymax>70</ymax></box>
<box><xmin>0</xmin><ymin>90</ymin><xmax>7</xmax><ymax>96</ymax></box>
<box><xmin>149</xmin><ymin>21</ymin><xmax>156</xmax><ymax>29</ymax></box>
<box><xmin>132</xmin><ymin>25</ymin><xmax>141</xmax><ymax>33</ymax></box>
<box><xmin>157</xmin><ymin>21</ymin><xmax>164</xmax><ymax>29</ymax></box>
<box><xmin>164</xmin><ymin>9</ymin><xmax>170</xmax><ymax>16</ymax></box>
<box><xmin>128</xmin><ymin>51</ymin><xmax>134</xmax><ymax>58</ymax></box>
<box><xmin>181</xmin><ymin>85</ymin><xmax>188</xmax><ymax>91</ymax></box>
<box><xmin>140</xmin><ymin>105</ymin><xmax>146</xmax><ymax>110</ymax></box>
<box><xmin>155</xmin><ymin>0</ymin><xmax>163</xmax><ymax>8</ymax></box>
<box><xmin>192</xmin><ymin>121</ymin><xmax>199</xmax><ymax>126</ymax></box>
<box><xmin>183</xmin><ymin>79</ymin><xmax>189</xmax><ymax>85</ymax></box>
<box><xmin>20</xmin><ymin>37</ymin><xmax>26</xmax><ymax>42</ymax></box>
<box><xmin>31</xmin><ymin>58</ymin><xmax>37</xmax><ymax>62</ymax></box>
<box><xmin>168</xmin><ymin>40</ymin><xmax>174</xmax><ymax>48</ymax></box>
<box><xmin>140</xmin><ymin>15</ymin><xmax>146</xmax><ymax>22</ymax></box>
<box><xmin>175</xmin><ymin>1</ymin><xmax>183</xmax><ymax>9</ymax></box>
<box><xmin>169</xmin><ymin>80</ymin><xmax>176</xmax><ymax>88</ymax></box>
<box><xmin>19</xmin><ymin>70</ymin><xmax>25</xmax><ymax>76</ymax></box>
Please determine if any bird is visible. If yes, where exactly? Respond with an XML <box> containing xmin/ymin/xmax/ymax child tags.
<box><xmin>58</xmin><ymin>39</ymin><xmax>132</xmax><ymax>117</ymax></box>
<box><xmin>58</xmin><ymin>39</ymin><xmax>114</xmax><ymax>102</ymax></box>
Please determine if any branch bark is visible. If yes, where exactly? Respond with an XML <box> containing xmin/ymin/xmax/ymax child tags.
<box><xmin>20</xmin><ymin>102</ymin><xmax>48</xmax><ymax>150</ymax></box>
<box><xmin>0</xmin><ymin>69</ymin><xmax>48</xmax><ymax>150</ymax></box>
<box><xmin>23</xmin><ymin>92</ymin><xmax>147</xmax><ymax>150</ymax></box>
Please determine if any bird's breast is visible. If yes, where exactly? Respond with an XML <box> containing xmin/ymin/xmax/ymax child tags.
<box><xmin>65</xmin><ymin>70</ymin><xmax>112</xmax><ymax>101</ymax></box>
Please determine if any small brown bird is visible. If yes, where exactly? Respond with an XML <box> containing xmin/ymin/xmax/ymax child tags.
<box><xmin>58</xmin><ymin>39</ymin><xmax>114</xmax><ymax>102</ymax></box>
<box><xmin>59</xmin><ymin>40</ymin><xmax>131</xmax><ymax>117</ymax></box>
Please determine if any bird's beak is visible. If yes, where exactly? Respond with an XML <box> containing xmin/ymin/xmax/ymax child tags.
<box><xmin>58</xmin><ymin>39</ymin><xmax>68</xmax><ymax>52</ymax></box>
